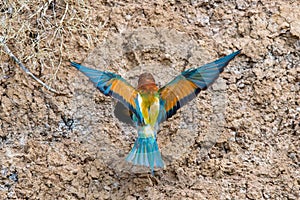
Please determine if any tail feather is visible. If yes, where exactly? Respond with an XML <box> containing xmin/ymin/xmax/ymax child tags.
<box><xmin>126</xmin><ymin>137</ymin><xmax>164</xmax><ymax>174</ymax></box>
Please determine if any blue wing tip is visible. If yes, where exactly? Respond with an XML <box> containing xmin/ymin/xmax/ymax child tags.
<box><xmin>229</xmin><ymin>49</ymin><xmax>242</xmax><ymax>59</ymax></box>
<box><xmin>217</xmin><ymin>49</ymin><xmax>241</xmax><ymax>66</ymax></box>
<box><xmin>227</xmin><ymin>49</ymin><xmax>241</xmax><ymax>59</ymax></box>
<box><xmin>234</xmin><ymin>49</ymin><xmax>242</xmax><ymax>56</ymax></box>
<box><xmin>70</xmin><ymin>61</ymin><xmax>81</xmax><ymax>69</ymax></box>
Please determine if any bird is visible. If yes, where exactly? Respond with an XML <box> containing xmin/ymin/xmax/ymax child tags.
<box><xmin>71</xmin><ymin>50</ymin><xmax>241</xmax><ymax>174</ymax></box>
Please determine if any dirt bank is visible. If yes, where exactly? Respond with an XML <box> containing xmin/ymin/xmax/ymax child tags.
<box><xmin>0</xmin><ymin>1</ymin><xmax>299</xmax><ymax>199</ymax></box>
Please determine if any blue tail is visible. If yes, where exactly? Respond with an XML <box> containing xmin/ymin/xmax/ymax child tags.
<box><xmin>126</xmin><ymin>137</ymin><xmax>164</xmax><ymax>174</ymax></box>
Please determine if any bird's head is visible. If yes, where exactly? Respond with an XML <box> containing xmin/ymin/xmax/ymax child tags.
<box><xmin>137</xmin><ymin>73</ymin><xmax>158</xmax><ymax>91</ymax></box>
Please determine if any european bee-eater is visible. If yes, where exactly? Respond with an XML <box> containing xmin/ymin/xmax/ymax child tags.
<box><xmin>71</xmin><ymin>50</ymin><xmax>241</xmax><ymax>174</ymax></box>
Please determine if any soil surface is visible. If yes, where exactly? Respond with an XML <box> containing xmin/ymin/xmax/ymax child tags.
<box><xmin>0</xmin><ymin>0</ymin><xmax>299</xmax><ymax>199</ymax></box>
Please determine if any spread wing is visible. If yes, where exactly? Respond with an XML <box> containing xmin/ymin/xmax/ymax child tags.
<box><xmin>159</xmin><ymin>50</ymin><xmax>241</xmax><ymax>120</ymax></box>
<box><xmin>71</xmin><ymin>62</ymin><xmax>143</xmax><ymax>123</ymax></box>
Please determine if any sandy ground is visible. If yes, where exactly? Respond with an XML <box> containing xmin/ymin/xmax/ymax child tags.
<box><xmin>0</xmin><ymin>0</ymin><xmax>299</xmax><ymax>199</ymax></box>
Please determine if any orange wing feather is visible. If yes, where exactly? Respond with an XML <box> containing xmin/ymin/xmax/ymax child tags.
<box><xmin>110</xmin><ymin>79</ymin><xmax>138</xmax><ymax>109</ymax></box>
<box><xmin>160</xmin><ymin>78</ymin><xmax>199</xmax><ymax>115</ymax></box>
